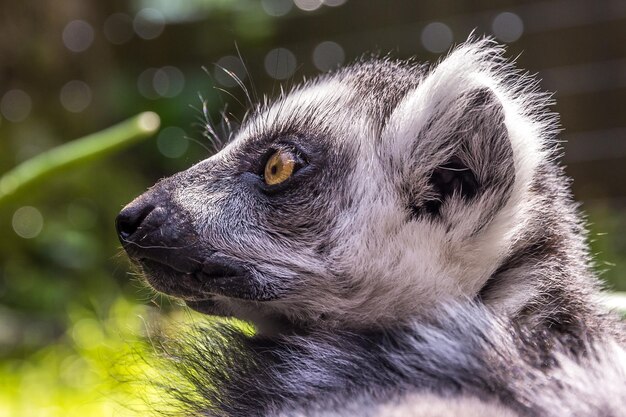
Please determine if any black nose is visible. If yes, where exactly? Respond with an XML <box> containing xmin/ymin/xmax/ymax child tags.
<box><xmin>116</xmin><ymin>191</ymin><xmax>201</xmax><ymax>273</ymax></box>
<box><xmin>116</xmin><ymin>202</ymin><xmax>155</xmax><ymax>241</ymax></box>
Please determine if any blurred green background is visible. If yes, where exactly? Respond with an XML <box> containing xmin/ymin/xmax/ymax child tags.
<box><xmin>1</xmin><ymin>0</ymin><xmax>625</xmax><ymax>415</ymax></box>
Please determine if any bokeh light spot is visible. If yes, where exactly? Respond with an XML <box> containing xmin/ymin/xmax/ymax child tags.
<box><xmin>261</xmin><ymin>0</ymin><xmax>293</xmax><ymax>17</ymax></box>
<box><xmin>312</xmin><ymin>41</ymin><xmax>345</xmax><ymax>72</ymax></box>
<box><xmin>138</xmin><ymin>111</ymin><xmax>160</xmax><ymax>131</ymax></box>
<box><xmin>60</xmin><ymin>80</ymin><xmax>92</xmax><ymax>113</ymax></box>
<box><xmin>0</xmin><ymin>89</ymin><xmax>32</xmax><ymax>122</ymax></box>
<box><xmin>12</xmin><ymin>206</ymin><xmax>44</xmax><ymax>239</ymax></box>
<box><xmin>153</xmin><ymin>66</ymin><xmax>185</xmax><ymax>98</ymax></box>
<box><xmin>264</xmin><ymin>48</ymin><xmax>297</xmax><ymax>80</ymax></box>
<box><xmin>492</xmin><ymin>12</ymin><xmax>524</xmax><ymax>43</ymax></box>
<box><xmin>137</xmin><ymin>68</ymin><xmax>159</xmax><ymax>99</ymax></box>
<box><xmin>214</xmin><ymin>56</ymin><xmax>248</xmax><ymax>88</ymax></box>
<box><xmin>103</xmin><ymin>13</ymin><xmax>134</xmax><ymax>45</ymax></box>
<box><xmin>71</xmin><ymin>318</ymin><xmax>105</xmax><ymax>350</ymax></box>
<box><xmin>157</xmin><ymin>126</ymin><xmax>188</xmax><ymax>158</ymax></box>
<box><xmin>322</xmin><ymin>0</ymin><xmax>347</xmax><ymax>6</ymax></box>
<box><xmin>133</xmin><ymin>8</ymin><xmax>165</xmax><ymax>40</ymax></box>
<box><xmin>421</xmin><ymin>22</ymin><xmax>453</xmax><ymax>53</ymax></box>
<box><xmin>293</xmin><ymin>0</ymin><xmax>323</xmax><ymax>12</ymax></box>
<box><xmin>62</xmin><ymin>20</ymin><xmax>94</xmax><ymax>53</ymax></box>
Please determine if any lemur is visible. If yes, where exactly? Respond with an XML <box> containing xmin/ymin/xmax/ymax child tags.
<box><xmin>116</xmin><ymin>39</ymin><xmax>626</xmax><ymax>416</ymax></box>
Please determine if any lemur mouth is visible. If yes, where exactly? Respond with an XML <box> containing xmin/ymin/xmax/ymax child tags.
<box><xmin>137</xmin><ymin>255</ymin><xmax>256</xmax><ymax>303</ymax></box>
<box><xmin>116</xmin><ymin>188</ymin><xmax>276</xmax><ymax>310</ymax></box>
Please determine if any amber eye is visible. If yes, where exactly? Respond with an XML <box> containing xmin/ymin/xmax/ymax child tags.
<box><xmin>264</xmin><ymin>149</ymin><xmax>296</xmax><ymax>185</ymax></box>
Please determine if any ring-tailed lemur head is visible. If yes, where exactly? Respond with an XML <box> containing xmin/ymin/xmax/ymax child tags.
<box><xmin>117</xmin><ymin>39</ymin><xmax>555</xmax><ymax>332</ymax></box>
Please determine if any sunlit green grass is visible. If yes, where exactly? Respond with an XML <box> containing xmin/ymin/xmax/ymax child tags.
<box><xmin>0</xmin><ymin>298</ymin><xmax>155</xmax><ymax>417</ymax></box>
<box><xmin>0</xmin><ymin>296</ymin><xmax>256</xmax><ymax>417</ymax></box>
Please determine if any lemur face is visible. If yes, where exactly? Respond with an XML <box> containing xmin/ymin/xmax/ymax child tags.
<box><xmin>117</xmin><ymin>40</ymin><xmax>550</xmax><ymax>331</ymax></box>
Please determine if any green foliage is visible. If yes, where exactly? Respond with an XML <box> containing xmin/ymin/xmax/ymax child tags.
<box><xmin>0</xmin><ymin>294</ymin><xmax>253</xmax><ymax>417</ymax></box>
<box><xmin>0</xmin><ymin>298</ymin><xmax>153</xmax><ymax>417</ymax></box>
<box><xmin>586</xmin><ymin>203</ymin><xmax>626</xmax><ymax>292</ymax></box>
<box><xmin>0</xmin><ymin>112</ymin><xmax>160</xmax><ymax>204</ymax></box>
<box><xmin>0</xmin><ymin>112</ymin><xmax>164</xmax><ymax>417</ymax></box>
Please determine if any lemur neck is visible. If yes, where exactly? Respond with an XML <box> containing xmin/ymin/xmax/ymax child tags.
<box><xmin>478</xmin><ymin>165</ymin><xmax>606</xmax><ymax>338</ymax></box>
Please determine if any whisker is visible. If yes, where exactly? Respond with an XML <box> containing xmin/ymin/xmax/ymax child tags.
<box><xmin>184</xmin><ymin>134</ymin><xmax>215</xmax><ymax>154</ymax></box>
<box><xmin>120</xmin><ymin>238</ymin><xmax>199</xmax><ymax>251</ymax></box>
<box><xmin>220</xmin><ymin>105</ymin><xmax>233</xmax><ymax>143</ymax></box>
<box><xmin>192</xmin><ymin>93</ymin><xmax>223</xmax><ymax>150</ymax></box>
<box><xmin>235</xmin><ymin>42</ymin><xmax>259</xmax><ymax>104</ymax></box>
<box><xmin>196</xmin><ymin>70</ymin><xmax>229</xmax><ymax>153</ymax></box>
<box><xmin>214</xmin><ymin>63</ymin><xmax>253</xmax><ymax>110</ymax></box>
<box><xmin>213</xmin><ymin>86</ymin><xmax>245</xmax><ymax>109</ymax></box>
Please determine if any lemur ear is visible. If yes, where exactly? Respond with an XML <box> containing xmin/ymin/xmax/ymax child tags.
<box><xmin>385</xmin><ymin>79</ymin><xmax>515</xmax><ymax>230</ymax></box>
<box><xmin>417</xmin><ymin>88</ymin><xmax>513</xmax><ymax>217</ymax></box>
<box><xmin>384</xmin><ymin>40</ymin><xmax>552</xmax><ymax>234</ymax></box>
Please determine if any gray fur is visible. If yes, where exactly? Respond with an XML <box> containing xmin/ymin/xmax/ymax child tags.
<box><xmin>117</xmin><ymin>38</ymin><xmax>626</xmax><ymax>416</ymax></box>
<box><xmin>152</xmin><ymin>303</ymin><xmax>625</xmax><ymax>417</ymax></box>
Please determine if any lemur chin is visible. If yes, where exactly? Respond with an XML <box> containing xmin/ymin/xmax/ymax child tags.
<box><xmin>117</xmin><ymin>38</ymin><xmax>626</xmax><ymax>416</ymax></box>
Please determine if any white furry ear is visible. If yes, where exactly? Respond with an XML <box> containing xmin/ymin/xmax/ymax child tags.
<box><xmin>408</xmin><ymin>88</ymin><xmax>515</xmax><ymax>226</ymax></box>
<box><xmin>373</xmin><ymin>39</ymin><xmax>557</xmax><ymax>302</ymax></box>
<box><xmin>383</xmin><ymin>39</ymin><xmax>552</xmax><ymax>237</ymax></box>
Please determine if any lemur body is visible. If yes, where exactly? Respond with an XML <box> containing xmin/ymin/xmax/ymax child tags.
<box><xmin>117</xmin><ymin>39</ymin><xmax>626</xmax><ymax>416</ymax></box>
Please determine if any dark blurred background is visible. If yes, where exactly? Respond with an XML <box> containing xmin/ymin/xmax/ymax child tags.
<box><xmin>0</xmin><ymin>0</ymin><xmax>625</xmax><ymax>414</ymax></box>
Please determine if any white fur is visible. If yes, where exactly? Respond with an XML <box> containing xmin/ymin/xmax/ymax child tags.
<box><xmin>373</xmin><ymin>393</ymin><xmax>519</xmax><ymax>417</ymax></box>
<box><xmin>306</xmin><ymin>40</ymin><xmax>557</xmax><ymax>326</ymax></box>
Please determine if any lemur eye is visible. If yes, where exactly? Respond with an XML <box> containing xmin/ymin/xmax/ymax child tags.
<box><xmin>264</xmin><ymin>149</ymin><xmax>296</xmax><ymax>185</ymax></box>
